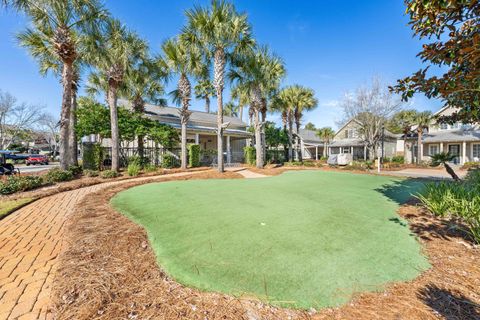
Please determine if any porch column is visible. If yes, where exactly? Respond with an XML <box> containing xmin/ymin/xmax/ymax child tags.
<box><xmin>419</xmin><ymin>142</ymin><xmax>423</xmax><ymax>163</ymax></box>
<box><xmin>440</xmin><ymin>142</ymin><xmax>444</xmax><ymax>153</ymax></box>
<box><xmin>226</xmin><ymin>135</ymin><xmax>231</xmax><ymax>164</ymax></box>
<box><xmin>363</xmin><ymin>145</ymin><xmax>367</xmax><ymax>160</ymax></box>
<box><xmin>462</xmin><ymin>141</ymin><xmax>467</xmax><ymax>165</ymax></box>
<box><xmin>315</xmin><ymin>146</ymin><xmax>318</xmax><ymax>160</ymax></box>
<box><xmin>300</xmin><ymin>140</ymin><xmax>305</xmax><ymax>159</ymax></box>
<box><xmin>350</xmin><ymin>146</ymin><xmax>353</xmax><ymax>158</ymax></box>
<box><xmin>195</xmin><ymin>133</ymin><xmax>200</xmax><ymax>145</ymax></box>
<box><xmin>471</xmin><ymin>143</ymin><xmax>474</xmax><ymax>161</ymax></box>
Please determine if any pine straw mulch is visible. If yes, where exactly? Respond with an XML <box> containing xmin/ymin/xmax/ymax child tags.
<box><xmin>51</xmin><ymin>171</ymin><xmax>480</xmax><ymax>320</ymax></box>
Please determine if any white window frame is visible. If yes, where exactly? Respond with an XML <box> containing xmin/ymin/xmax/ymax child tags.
<box><xmin>342</xmin><ymin>147</ymin><xmax>351</xmax><ymax>154</ymax></box>
<box><xmin>428</xmin><ymin>144</ymin><xmax>439</xmax><ymax>156</ymax></box>
<box><xmin>473</xmin><ymin>143</ymin><xmax>480</xmax><ymax>160</ymax></box>
<box><xmin>439</xmin><ymin>123</ymin><xmax>448</xmax><ymax>130</ymax></box>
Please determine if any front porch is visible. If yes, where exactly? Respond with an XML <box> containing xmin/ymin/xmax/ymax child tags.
<box><xmin>407</xmin><ymin>141</ymin><xmax>480</xmax><ymax>165</ymax></box>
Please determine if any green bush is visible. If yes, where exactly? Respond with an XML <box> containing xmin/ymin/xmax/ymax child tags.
<box><xmin>461</xmin><ymin>161</ymin><xmax>480</xmax><ymax>170</ymax></box>
<box><xmin>44</xmin><ymin>168</ymin><xmax>74</xmax><ymax>184</ymax></box>
<box><xmin>244</xmin><ymin>146</ymin><xmax>256</xmax><ymax>165</ymax></box>
<box><xmin>83</xmin><ymin>169</ymin><xmax>99</xmax><ymax>177</ymax></box>
<box><xmin>416</xmin><ymin>171</ymin><xmax>480</xmax><ymax>243</ymax></box>
<box><xmin>100</xmin><ymin>170</ymin><xmax>119</xmax><ymax>179</ymax></box>
<box><xmin>188</xmin><ymin>144</ymin><xmax>201</xmax><ymax>168</ymax></box>
<box><xmin>343</xmin><ymin>161</ymin><xmax>372</xmax><ymax>171</ymax></box>
<box><xmin>161</xmin><ymin>154</ymin><xmax>178</xmax><ymax>169</ymax></box>
<box><xmin>391</xmin><ymin>156</ymin><xmax>405</xmax><ymax>164</ymax></box>
<box><xmin>143</xmin><ymin>164</ymin><xmax>158</xmax><ymax>173</ymax></box>
<box><xmin>0</xmin><ymin>175</ymin><xmax>44</xmax><ymax>195</ymax></box>
<box><xmin>127</xmin><ymin>163</ymin><xmax>141</xmax><ymax>177</ymax></box>
<box><xmin>82</xmin><ymin>143</ymin><xmax>104</xmax><ymax>170</ymax></box>
<box><xmin>68</xmin><ymin>165</ymin><xmax>83</xmax><ymax>176</ymax></box>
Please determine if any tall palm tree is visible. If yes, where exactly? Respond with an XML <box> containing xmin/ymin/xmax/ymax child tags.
<box><xmin>316</xmin><ymin>127</ymin><xmax>335</xmax><ymax>158</ymax></box>
<box><xmin>162</xmin><ymin>37</ymin><xmax>204</xmax><ymax>170</ymax></box>
<box><xmin>182</xmin><ymin>0</ymin><xmax>255</xmax><ymax>172</ymax></box>
<box><xmin>122</xmin><ymin>56</ymin><xmax>167</xmax><ymax>160</ymax></box>
<box><xmin>194</xmin><ymin>78</ymin><xmax>216</xmax><ymax>113</ymax></box>
<box><xmin>271</xmin><ymin>91</ymin><xmax>294</xmax><ymax>161</ymax></box>
<box><xmin>87</xmin><ymin>19</ymin><xmax>146</xmax><ymax>172</ymax></box>
<box><xmin>223</xmin><ymin>101</ymin><xmax>239</xmax><ymax>117</ymax></box>
<box><xmin>229</xmin><ymin>46</ymin><xmax>285</xmax><ymax>168</ymax></box>
<box><xmin>414</xmin><ymin>111</ymin><xmax>433</xmax><ymax>165</ymax></box>
<box><xmin>15</xmin><ymin>0</ymin><xmax>106</xmax><ymax>169</ymax></box>
<box><xmin>231</xmin><ymin>84</ymin><xmax>249</xmax><ymax>122</ymax></box>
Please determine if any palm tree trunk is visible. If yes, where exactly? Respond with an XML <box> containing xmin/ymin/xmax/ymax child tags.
<box><xmin>108</xmin><ymin>81</ymin><xmax>120</xmax><ymax>172</ymax></box>
<box><xmin>287</xmin><ymin>111</ymin><xmax>293</xmax><ymax>161</ymax></box>
<box><xmin>417</xmin><ymin>129</ymin><xmax>422</xmax><ymax>165</ymax></box>
<box><xmin>180</xmin><ymin>116</ymin><xmax>188</xmax><ymax>170</ymax></box>
<box><xmin>214</xmin><ymin>48</ymin><xmax>226</xmax><ymax>173</ymax></box>
<box><xmin>295</xmin><ymin>120</ymin><xmax>302</xmax><ymax>162</ymax></box>
<box><xmin>68</xmin><ymin>90</ymin><xmax>78</xmax><ymax>166</ymax></box>
<box><xmin>205</xmin><ymin>96</ymin><xmax>210</xmax><ymax>113</ymax></box>
<box><xmin>323</xmin><ymin>141</ymin><xmax>327</xmax><ymax>158</ymax></box>
<box><xmin>59</xmin><ymin>62</ymin><xmax>73</xmax><ymax>170</ymax></box>
<box><xmin>444</xmin><ymin>162</ymin><xmax>460</xmax><ymax>181</ymax></box>
<box><xmin>261</xmin><ymin>105</ymin><xmax>267</xmax><ymax>165</ymax></box>
<box><xmin>254</xmin><ymin>109</ymin><xmax>263</xmax><ymax>168</ymax></box>
<box><xmin>239</xmin><ymin>105</ymin><xmax>244</xmax><ymax>122</ymax></box>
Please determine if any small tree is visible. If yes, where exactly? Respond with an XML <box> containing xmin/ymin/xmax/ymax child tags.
<box><xmin>430</xmin><ymin>152</ymin><xmax>460</xmax><ymax>181</ymax></box>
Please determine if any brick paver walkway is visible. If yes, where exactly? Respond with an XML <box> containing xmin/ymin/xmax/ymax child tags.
<box><xmin>0</xmin><ymin>171</ymin><xmax>205</xmax><ymax>320</ymax></box>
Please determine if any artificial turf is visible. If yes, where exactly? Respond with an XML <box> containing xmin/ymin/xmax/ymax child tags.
<box><xmin>111</xmin><ymin>170</ymin><xmax>430</xmax><ymax>309</ymax></box>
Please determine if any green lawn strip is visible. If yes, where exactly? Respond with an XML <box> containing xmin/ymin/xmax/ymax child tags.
<box><xmin>0</xmin><ymin>197</ymin><xmax>36</xmax><ymax>219</ymax></box>
<box><xmin>112</xmin><ymin>170</ymin><xmax>430</xmax><ymax>310</ymax></box>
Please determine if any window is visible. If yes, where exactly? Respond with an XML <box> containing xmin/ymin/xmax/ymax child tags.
<box><xmin>344</xmin><ymin>129</ymin><xmax>356</xmax><ymax>139</ymax></box>
<box><xmin>451</xmin><ymin>122</ymin><xmax>460</xmax><ymax>129</ymax></box>
<box><xmin>429</xmin><ymin>145</ymin><xmax>439</xmax><ymax>156</ymax></box>
<box><xmin>473</xmin><ymin>144</ymin><xmax>480</xmax><ymax>159</ymax></box>
<box><xmin>342</xmin><ymin>147</ymin><xmax>351</xmax><ymax>153</ymax></box>
<box><xmin>439</xmin><ymin>123</ymin><xmax>448</xmax><ymax>130</ymax></box>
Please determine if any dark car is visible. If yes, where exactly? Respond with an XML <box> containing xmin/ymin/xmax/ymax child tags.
<box><xmin>26</xmin><ymin>154</ymin><xmax>49</xmax><ymax>165</ymax></box>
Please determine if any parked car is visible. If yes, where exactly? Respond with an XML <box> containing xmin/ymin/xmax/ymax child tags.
<box><xmin>26</xmin><ymin>154</ymin><xmax>49</xmax><ymax>165</ymax></box>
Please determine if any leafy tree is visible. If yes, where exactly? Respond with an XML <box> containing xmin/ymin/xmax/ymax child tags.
<box><xmin>75</xmin><ymin>97</ymin><xmax>110</xmax><ymax>139</ymax></box>
<box><xmin>430</xmin><ymin>152</ymin><xmax>460</xmax><ymax>181</ymax></box>
<box><xmin>391</xmin><ymin>1</ymin><xmax>480</xmax><ymax>123</ymax></box>
<box><xmin>387</xmin><ymin>109</ymin><xmax>419</xmax><ymax>162</ymax></box>
<box><xmin>414</xmin><ymin>111</ymin><xmax>433</xmax><ymax>165</ymax></box>
<box><xmin>316</xmin><ymin>127</ymin><xmax>335</xmax><ymax>158</ymax></box>
<box><xmin>162</xmin><ymin>37</ymin><xmax>204</xmax><ymax>169</ymax></box>
<box><xmin>86</xmin><ymin>18</ymin><xmax>147</xmax><ymax>172</ymax></box>
<box><xmin>182</xmin><ymin>0</ymin><xmax>255</xmax><ymax>172</ymax></box>
<box><xmin>265</xmin><ymin>121</ymin><xmax>288</xmax><ymax>149</ymax></box>
<box><xmin>194</xmin><ymin>78</ymin><xmax>216</xmax><ymax>113</ymax></box>
<box><xmin>304</xmin><ymin>122</ymin><xmax>316</xmax><ymax>131</ymax></box>
<box><xmin>13</xmin><ymin>0</ymin><xmax>106</xmax><ymax>169</ymax></box>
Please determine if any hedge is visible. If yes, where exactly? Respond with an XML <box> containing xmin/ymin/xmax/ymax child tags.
<box><xmin>188</xmin><ymin>144</ymin><xmax>200</xmax><ymax>168</ymax></box>
<box><xmin>244</xmin><ymin>146</ymin><xmax>256</xmax><ymax>165</ymax></box>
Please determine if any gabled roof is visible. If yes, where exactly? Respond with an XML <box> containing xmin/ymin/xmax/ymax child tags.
<box><xmin>334</xmin><ymin>118</ymin><xmax>398</xmax><ymax>139</ymax></box>
<box><xmin>422</xmin><ymin>129</ymin><xmax>480</xmax><ymax>143</ymax></box>
<box><xmin>297</xmin><ymin>129</ymin><xmax>324</xmax><ymax>144</ymax></box>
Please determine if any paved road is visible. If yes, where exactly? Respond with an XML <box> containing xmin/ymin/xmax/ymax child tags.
<box><xmin>15</xmin><ymin>165</ymin><xmax>58</xmax><ymax>175</ymax></box>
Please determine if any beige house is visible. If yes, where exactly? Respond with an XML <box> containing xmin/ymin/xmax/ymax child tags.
<box><xmin>94</xmin><ymin>102</ymin><xmax>251</xmax><ymax>165</ymax></box>
<box><xmin>329</xmin><ymin>119</ymin><xmax>398</xmax><ymax>160</ymax></box>
<box><xmin>404</xmin><ymin>106</ymin><xmax>480</xmax><ymax>165</ymax></box>
<box><xmin>297</xmin><ymin>129</ymin><xmax>326</xmax><ymax>160</ymax></box>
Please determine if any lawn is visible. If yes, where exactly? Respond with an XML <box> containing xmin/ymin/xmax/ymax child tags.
<box><xmin>0</xmin><ymin>197</ymin><xmax>35</xmax><ymax>219</ymax></box>
<box><xmin>111</xmin><ymin>171</ymin><xmax>430</xmax><ymax>309</ymax></box>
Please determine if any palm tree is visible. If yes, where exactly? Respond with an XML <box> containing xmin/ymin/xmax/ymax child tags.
<box><xmin>316</xmin><ymin>127</ymin><xmax>335</xmax><ymax>158</ymax></box>
<box><xmin>223</xmin><ymin>102</ymin><xmax>239</xmax><ymax>117</ymax></box>
<box><xmin>15</xmin><ymin>0</ymin><xmax>106</xmax><ymax>169</ymax></box>
<box><xmin>414</xmin><ymin>111</ymin><xmax>433</xmax><ymax>165</ymax></box>
<box><xmin>122</xmin><ymin>56</ymin><xmax>167</xmax><ymax>160</ymax></box>
<box><xmin>162</xmin><ymin>37</ymin><xmax>204</xmax><ymax>170</ymax></box>
<box><xmin>194</xmin><ymin>78</ymin><xmax>216</xmax><ymax>113</ymax></box>
<box><xmin>229</xmin><ymin>46</ymin><xmax>285</xmax><ymax>168</ymax></box>
<box><xmin>389</xmin><ymin>109</ymin><xmax>418</xmax><ymax>163</ymax></box>
<box><xmin>231</xmin><ymin>84</ymin><xmax>250</xmax><ymax>122</ymax></box>
<box><xmin>431</xmin><ymin>152</ymin><xmax>461</xmax><ymax>181</ymax></box>
<box><xmin>271</xmin><ymin>91</ymin><xmax>294</xmax><ymax>161</ymax></box>
<box><xmin>87</xmin><ymin>19</ymin><xmax>146</xmax><ymax>172</ymax></box>
<box><xmin>182</xmin><ymin>0</ymin><xmax>255</xmax><ymax>172</ymax></box>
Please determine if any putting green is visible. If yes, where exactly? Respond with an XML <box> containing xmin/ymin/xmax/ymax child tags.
<box><xmin>111</xmin><ymin>170</ymin><xmax>430</xmax><ymax>309</ymax></box>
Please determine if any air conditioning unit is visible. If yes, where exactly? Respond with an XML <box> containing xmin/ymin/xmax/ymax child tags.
<box><xmin>337</xmin><ymin>153</ymin><xmax>353</xmax><ymax>166</ymax></box>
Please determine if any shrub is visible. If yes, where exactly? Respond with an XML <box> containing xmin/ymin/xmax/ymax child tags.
<box><xmin>244</xmin><ymin>146</ymin><xmax>256</xmax><ymax>165</ymax></box>
<box><xmin>68</xmin><ymin>165</ymin><xmax>83</xmax><ymax>176</ymax></box>
<box><xmin>143</xmin><ymin>164</ymin><xmax>158</xmax><ymax>173</ymax></box>
<box><xmin>83</xmin><ymin>169</ymin><xmax>99</xmax><ymax>177</ymax></box>
<box><xmin>82</xmin><ymin>143</ymin><xmax>104</xmax><ymax>170</ymax></box>
<box><xmin>392</xmin><ymin>155</ymin><xmax>405</xmax><ymax>164</ymax></box>
<box><xmin>0</xmin><ymin>175</ymin><xmax>44</xmax><ymax>195</ymax></box>
<box><xmin>100</xmin><ymin>170</ymin><xmax>119</xmax><ymax>179</ymax></box>
<box><xmin>344</xmin><ymin>161</ymin><xmax>372</xmax><ymax>171</ymax></box>
<box><xmin>127</xmin><ymin>163</ymin><xmax>141</xmax><ymax>177</ymax></box>
<box><xmin>188</xmin><ymin>144</ymin><xmax>201</xmax><ymax>168</ymax></box>
<box><xmin>461</xmin><ymin>161</ymin><xmax>480</xmax><ymax>170</ymax></box>
<box><xmin>161</xmin><ymin>154</ymin><xmax>178</xmax><ymax>169</ymax></box>
<box><xmin>44</xmin><ymin>168</ymin><xmax>74</xmax><ymax>184</ymax></box>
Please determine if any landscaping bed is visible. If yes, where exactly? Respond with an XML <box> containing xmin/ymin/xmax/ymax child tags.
<box><xmin>51</xmin><ymin>170</ymin><xmax>480</xmax><ymax>319</ymax></box>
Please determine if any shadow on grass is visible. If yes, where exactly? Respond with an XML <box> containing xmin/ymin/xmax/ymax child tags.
<box><xmin>418</xmin><ymin>284</ymin><xmax>480</xmax><ymax>320</ymax></box>
<box><xmin>375</xmin><ymin>177</ymin><xmax>427</xmax><ymax>205</ymax></box>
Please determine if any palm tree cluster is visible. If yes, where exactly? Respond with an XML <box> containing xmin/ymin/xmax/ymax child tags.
<box><xmin>4</xmin><ymin>0</ymin><xmax>320</xmax><ymax>171</ymax></box>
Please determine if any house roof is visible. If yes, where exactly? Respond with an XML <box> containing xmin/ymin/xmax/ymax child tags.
<box><xmin>297</xmin><ymin>129</ymin><xmax>324</xmax><ymax>145</ymax></box>
<box><xmin>329</xmin><ymin>139</ymin><xmax>365</xmax><ymax>147</ymax></box>
<box><xmin>142</xmin><ymin>103</ymin><xmax>247</xmax><ymax>127</ymax></box>
<box><xmin>422</xmin><ymin>129</ymin><xmax>480</xmax><ymax>143</ymax></box>
<box><xmin>334</xmin><ymin>118</ymin><xmax>398</xmax><ymax>139</ymax></box>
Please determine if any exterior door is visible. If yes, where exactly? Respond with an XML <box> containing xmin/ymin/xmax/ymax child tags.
<box><xmin>448</xmin><ymin>144</ymin><xmax>460</xmax><ymax>164</ymax></box>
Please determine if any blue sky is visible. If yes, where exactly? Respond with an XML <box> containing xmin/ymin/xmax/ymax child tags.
<box><xmin>0</xmin><ymin>0</ymin><xmax>442</xmax><ymax>129</ymax></box>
